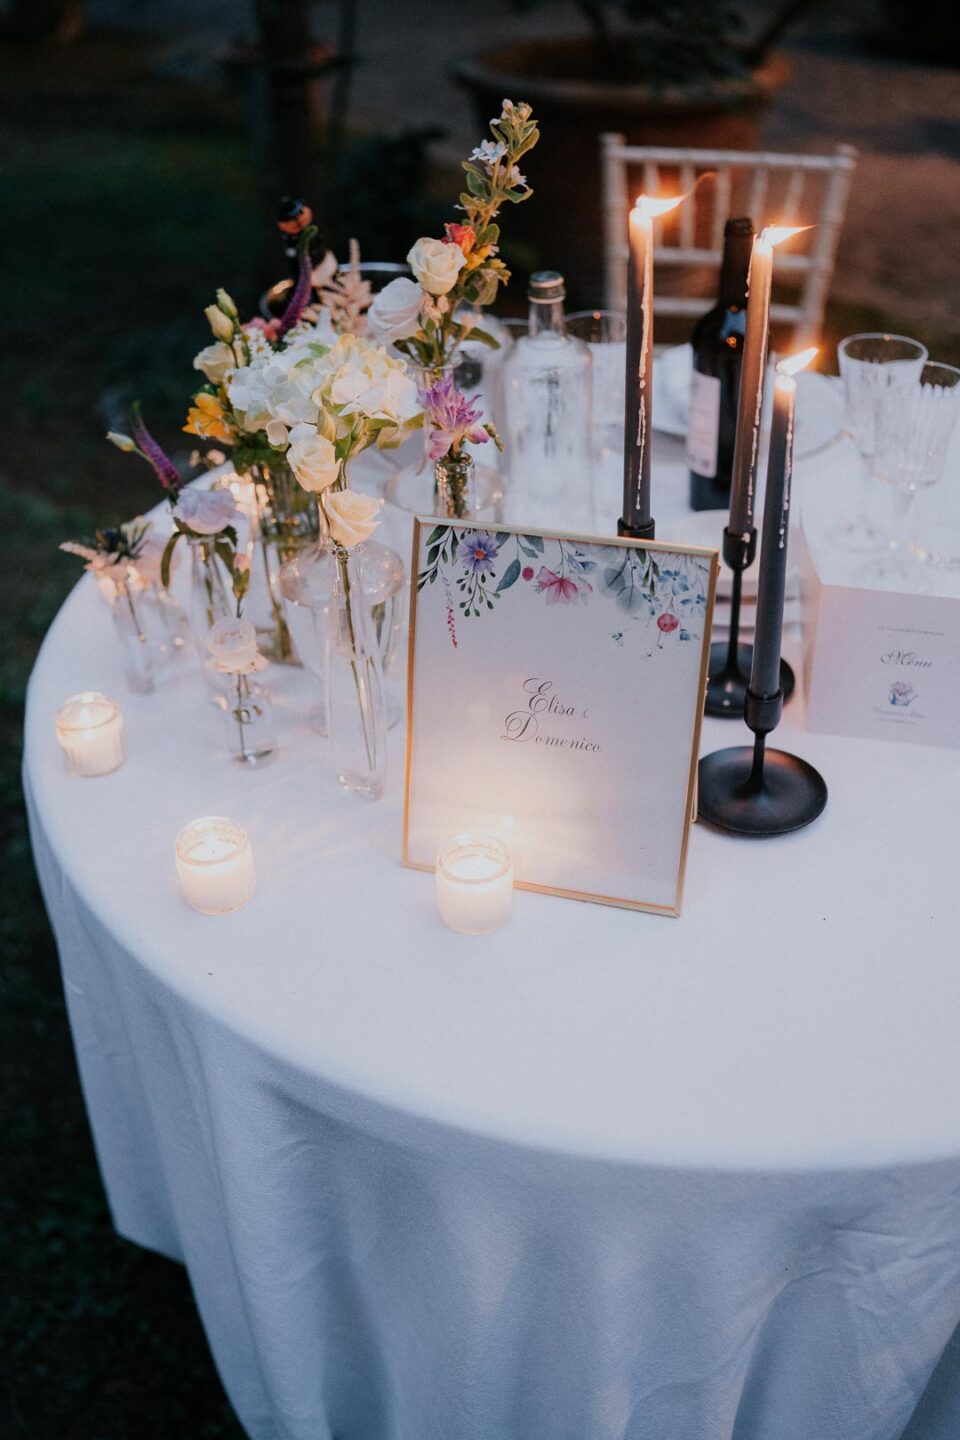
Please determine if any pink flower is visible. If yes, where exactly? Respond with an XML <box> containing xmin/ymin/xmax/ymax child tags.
<box><xmin>418</xmin><ymin>375</ymin><xmax>489</xmax><ymax>460</ymax></box>
<box><xmin>535</xmin><ymin>566</ymin><xmax>590</xmax><ymax>605</ymax></box>
<box><xmin>245</xmin><ymin>316</ymin><xmax>282</xmax><ymax>342</ymax></box>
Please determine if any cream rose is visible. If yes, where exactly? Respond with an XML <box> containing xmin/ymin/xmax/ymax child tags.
<box><xmin>204</xmin><ymin>304</ymin><xmax>235</xmax><ymax>343</ymax></box>
<box><xmin>287</xmin><ymin>424</ymin><xmax>340</xmax><ymax>493</ymax></box>
<box><xmin>407</xmin><ymin>237</ymin><xmax>465</xmax><ymax>296</ymax></box>
<box><xmin>205</xmin><ymin>617</ymin><xmax>267</xmax><ymax>674</ymax></box>
<box><xmin>368</xmin><ymin>277</ymin><xmax>425</xmax><ymax>343</ymax></box>
<box><xmin>193</xmin><ymin>341</ymin><xmax>235</xmax><ymax>385</ymax></box>
<box><xmin>323</xmin><ymin>489</ymin><xmax>382</xmax><ymax>548</ymax></box>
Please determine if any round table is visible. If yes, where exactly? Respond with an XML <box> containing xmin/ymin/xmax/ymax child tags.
<box><xmin>25</xmin><ymin>432</ymin><xmax>960</xmax><ymax>1440</ymax></box>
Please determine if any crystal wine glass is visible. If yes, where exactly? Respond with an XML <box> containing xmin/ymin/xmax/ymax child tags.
<box><xmin>833</xmin><ymin>333</ymin><xmax>928</xmax><ymax>551</ymax></box>
<box><xmin>870</xmin><ymin>361</ymin><xmax>960</xmax><ymax>584</ymax></box>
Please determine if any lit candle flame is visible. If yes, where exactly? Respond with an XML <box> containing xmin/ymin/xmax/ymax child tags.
<box><xmin>777</xmin><ymin>346</ymin><xmax>818</xmax><ymax>378</ymax></box>
<box><xmin>760</xmin><ymin>224</ymin><xmax>811</xmax><ymax>249</ymax></box>
<box><xmin>634</xmin><ymin>193</ymin><xmax>686</xmax><ymax>221</ymax></box>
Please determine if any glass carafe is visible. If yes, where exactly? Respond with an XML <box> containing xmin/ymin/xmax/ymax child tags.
<box><xmin>501</xmin><ymin>270</ymin><xmax>593</xmax><ymax>532</ymax></box>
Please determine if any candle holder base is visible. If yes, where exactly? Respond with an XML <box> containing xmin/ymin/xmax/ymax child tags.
<box><xmin>705</xmin><ymin>645</ymin><xmax>796</xmax><ymax>718</ymax></box>
<box><xmin>618</xmin><ymin>516</ymin><xmax>656</xmax><ymax>542</ymax></box>
<box><xmin>697</xmin><ymin>744</ymin><xmax>827</xmax><ymax>836</ymax></box>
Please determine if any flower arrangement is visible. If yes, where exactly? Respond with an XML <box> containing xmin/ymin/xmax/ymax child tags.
<box><xmin>416</xmin><ymin>374</ymin><xmax>503</xmax><ymax>519</ymax></box>
<box><xmin>251</xmin><ymin>330</ymin><xmax>422</xmax><ymax>546</ymax></box>
<box><xmin>367</xmin><ymin>99</ymin><xmax>539</xmax><ymax>373</ymax></box>
<box><xmin>105</xmin><ymin>407</ymin><xmax>240</xmax><ymax>587</ymax></box>
<box><xmin>183</xmin><ymin>232</ymin><xmax>378</xmax><ymax>474</ymax></box>
<box><xmin>61</xmin><ymin>517</ymin><xmax>162</xmax><ymax>596</ymax></box>
<box><xmin>418</xmin><ymin>376</ymin><xmax>499</xmax><ymax>462</ymax></box>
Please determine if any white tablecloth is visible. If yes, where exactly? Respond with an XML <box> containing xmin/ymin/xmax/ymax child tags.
<box><xmin>24</xmin><ymin>432</ymin><xmax>960</xmax><ymax>1440</ymax></box>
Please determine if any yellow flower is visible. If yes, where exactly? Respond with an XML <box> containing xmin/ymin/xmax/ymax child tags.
<box><xmin>184</xmin><ymin>391</ymin><xmax>232</xmax><ymax>441</ymax></box>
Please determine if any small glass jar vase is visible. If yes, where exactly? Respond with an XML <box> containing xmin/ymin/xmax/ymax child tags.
<box><xmin>100</xmin><ymin>568</ymin><xmax>190</xmax><ymax>695</ymax></box>
<box><xmin>249</xmin><ymin>458</ymin><xmax>320</xmax><ymax>665</ymax></box>
<box><xmin>279</xmin><ymin>532</ymin><xmax>406</xmax><ymax>729</ymax></box>
<box><xmin>324</xmin><ymin>543</ymin><xmax>387</xmax><ymax>798</ymax></box>
<box><xmin>383</xmin><ymin>362</ymin><xmax>505</xmax><ymax>522</ymax></box>
<box><xmin>218</xmin><ymin>671</ymin><xmax>277</xmax><ymax>766</ymax></box>
<box><xmin>434</xmin><ymin>451</ymin><xmax>477</xmax><ymax>520</ymax></box>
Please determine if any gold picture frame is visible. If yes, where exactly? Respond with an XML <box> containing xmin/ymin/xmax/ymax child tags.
<box><xmin>403</xmin><ymin>518</ymin><xmax>719</xmax><ymax>917</ymax></box>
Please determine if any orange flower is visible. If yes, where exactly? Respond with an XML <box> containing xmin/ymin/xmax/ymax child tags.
<box><xmin>444</xmin><ymin>222</ymin><xmax>475</xmax><ymax>255</ymax></box>
<box><xmin>184</xmin><ymin>391</ymin><xmax>232</xmax><ymax>442</ymax></box>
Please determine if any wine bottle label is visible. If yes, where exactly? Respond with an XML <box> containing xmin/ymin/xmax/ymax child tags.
<box><xmin>686</xmin><ymin>370</ymin><xmax>721</xmax><ymax>478</ymax></box>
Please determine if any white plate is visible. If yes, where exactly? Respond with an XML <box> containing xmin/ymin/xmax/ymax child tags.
<box><xmin>652</xmin><ymin>344</ymin><xmax>845</xmax><ymax>459</ymax></box>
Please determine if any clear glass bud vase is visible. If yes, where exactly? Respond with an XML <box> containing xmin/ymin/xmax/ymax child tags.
<box><xmin>434</xmin><ymin>451</ymin><xmax>476</xmax><ymax>520</ymax></box>
<box><xmin>324</xmin><ymin>543</ymin><xmax>387</xmax><ymax>799</ymax></box>
<box><xmin>383</xmin><ymin>362</ymin><xmax>505</xmax><ymax>522</ymax></box>
<box><xmin>280</xmin><ymin>528</ymin><xmax>406</xmax><ymax>730</ymax></box>
<box><xmin>221</xmin><ymin>672</ymin><xmax>277</xmax><ymax>766</ymax></box>
<box><xmin>250</xmin><ymin>459</ymin><xmax>320</xmax><ymax>665</ymax></box>
<box><xmin>104</xmin><ymin>571</ymin><xmax>190</xmax><ymax>694</ymax></box>
<box><xmin>187</xmin><ymin>537</ymin><xmax>232</xmax><ymax>698</ymax></box>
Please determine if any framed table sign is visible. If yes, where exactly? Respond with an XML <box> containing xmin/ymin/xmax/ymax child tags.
<box><xmin>403</xmin><ymin>521</ymin><xmax>718</xmax><ymax>916</ymax></box>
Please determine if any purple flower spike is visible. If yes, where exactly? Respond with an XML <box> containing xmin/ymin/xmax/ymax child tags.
<box><xmin>130</xmin><ymin>406</ymin><xmax>182</xmax><ymax>493</ymax></box>
<box><xmin>276</xmin><ymin>226</ymin><xmax>317</xmax><ymax>339</ymax></box>
<box><xmin>418</xmin><ymin>375</ymin><xmax>489</xmax><ymax>460</ymax></box>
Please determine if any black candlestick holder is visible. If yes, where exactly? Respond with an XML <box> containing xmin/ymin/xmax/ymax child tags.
<box><xmin>697</xmin><ymin>688</ymin><xmax>827</xmax><ymax>836</ymax></box>
<box><xmin>618</xmin><ymin>516</ymin><xmax>656</xmax><ymax>541</ymax></box>
<box><xmin>705</xmin><ymin>527</ymin><xmax>795</xmax><ymax>718</ymax></box>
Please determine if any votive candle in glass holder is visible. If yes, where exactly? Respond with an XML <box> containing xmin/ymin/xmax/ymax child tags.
<box><xmin>175</xmin><ymin>815</ymin><xmax>255</xmax><ymax>915</ymax></box>
<box><xmin>55</xmin><ymin>691</ymin><xmax>126</xmax><ymax>777</ymax></box>
<box><xmin>436</xmin><ymin>833</ymin><xmax>514</xmax><ymax>935</ymax></box>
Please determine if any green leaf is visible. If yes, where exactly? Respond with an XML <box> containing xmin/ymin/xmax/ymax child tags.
<box><xmin>468</xmin><ymin>327</ymin><xmax>500</xmax><ymax>350</ymax></box>
<box><xmin>496</xmin><ymin>557</ymin><xmax>522</xmax><ymax>593</ymax></box>
<box><xmin>425</xmin><ymin>526</ymin><xmax>447</xmax><ymax>548</ymax></box>
<box><xmin>160</xmin><ymin>532</ymin><xmax>180</xmax><ymax>590</ymax></box>
<box><xmin>524</xmin><ymin>534</ymin><xmax>545</xmax><ymax>554</ymax></box>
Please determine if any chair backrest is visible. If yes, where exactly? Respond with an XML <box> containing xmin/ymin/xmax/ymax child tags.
<box><xmin>601</xmin><ymin>138</ymin><xmax>857</xmax><ymax>349</ymax></box>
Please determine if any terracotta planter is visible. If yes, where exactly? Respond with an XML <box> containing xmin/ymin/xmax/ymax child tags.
<box><xmin>453</xmin><ymin>39</ymin><xmax>788</xmax><ymax>307</ymax></box>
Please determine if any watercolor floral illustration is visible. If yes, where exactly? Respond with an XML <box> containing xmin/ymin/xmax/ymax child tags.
<box><xmin>417</xmin><ymin>526</ymin><xmax>708</xmax><ymax>650</ymax></box>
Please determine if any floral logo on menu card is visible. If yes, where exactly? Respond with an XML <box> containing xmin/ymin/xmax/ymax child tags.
<box><xmin>888</xmin><ymin>680</ymin><xmax>917</xmax><ymax>707</ymax></box>
<box><xmin>417</xmin><ymin>526</ymin><xmax>708</xmax><ymax>651</ymax></box>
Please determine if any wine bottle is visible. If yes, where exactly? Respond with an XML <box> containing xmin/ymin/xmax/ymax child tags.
<box><xmin>687</xmin><ymin>216</ymin><xmax>754</xmax><ymax>511</ymax></box>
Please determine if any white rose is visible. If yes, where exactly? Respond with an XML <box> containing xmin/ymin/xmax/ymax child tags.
<box><xmin>193</xmin><ymin>341</ymin><xmax>235</xmax><ymax>385</ymax></box>
<box><xmin>368</xmin><ymin>277</ymin><xmax>425</xmax><ymax>343</ymax></box>
<box><xmin>205</xmin><ymin>616</ymin><xmax>267</xmax><ymax>674</ymax></box>
<box><xmin>174</xmin><ymin>488</ymin><xmax>238</xmax><ymax>536</ymax></box>
<box><xmin>407</xmin><ymin>237</ymin><xmax>465</xmax><ymax>296</ymax></box>
<box><xmin>287</xmin><ymin>424</ymin><xmax>340</xmax><ymax>493</ymax></box>
<box><xmin>323</xmin><ymin>488</ymin><xmax>382</xmax><ymax>547</ymax></box>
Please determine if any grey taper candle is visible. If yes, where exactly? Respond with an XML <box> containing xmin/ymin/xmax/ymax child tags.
<box><xmin>749</xmin><ymin>369</ymin><xmax>797</xmax><ymax>698</ymax></box>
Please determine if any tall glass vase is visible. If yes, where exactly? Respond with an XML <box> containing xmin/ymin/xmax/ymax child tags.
<box><xmin>250</xmin><ymin>458</ymin><xmax>320</xmax><ymax>664</ymax></box>
<box><xmin>324</xmin><ymin>542</ymin><xmax>387</xmax><ymax>799</ymax></box>
<box><xmin>187</xmin><ymin>537</ymin><xmax>232</xmax><ymax>697</ymax></box>
<box><xmin>280</xmin><ymin>524</ymin><xmax>406</xmax><ymax>731</ymax></box>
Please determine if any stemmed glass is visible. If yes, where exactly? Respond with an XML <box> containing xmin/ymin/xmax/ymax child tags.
<box><xmin>833</xmin><ymin>333</ymin><xmax>928</xmax><ymax>550</ymax></box>
<box><xmin>871</xmin><ymin>361</ymin><xmax>960</xmax><ymax>583</ymax></box>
